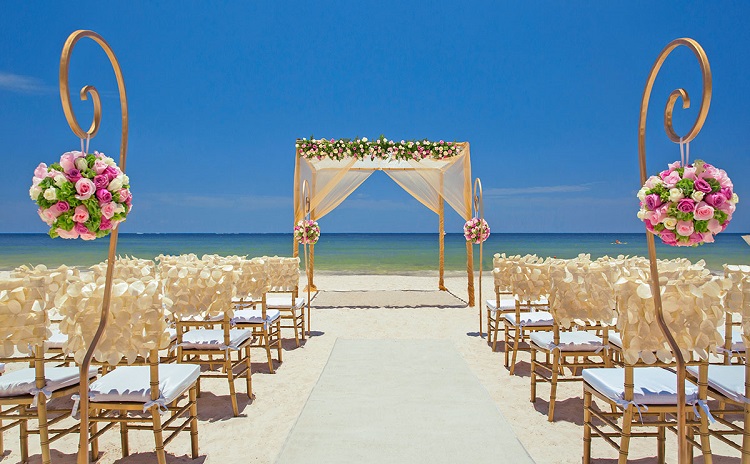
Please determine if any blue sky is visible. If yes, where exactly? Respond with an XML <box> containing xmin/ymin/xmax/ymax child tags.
<box><xmin>1</xmin><ymin>1</ymin><xmax>749</xmax><ymax>233</ymax></box>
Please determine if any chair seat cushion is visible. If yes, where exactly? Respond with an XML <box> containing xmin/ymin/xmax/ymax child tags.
<box><xmin>89</xmin><ymin>364</ymin><xmax>200</xmax><ymax>405</ymax></box>
<box><xmin>503</xmin><ymin>311</ymin><xmax>554</xmax><ymax>327</ymax></box>
<box><xmin>609</xmin><ymin>332</ymin><xmax>622</xmax><ymax>348</ymax></box>
<box><xmin>0</xmin><ymin>363</ymin><xmax>4</xmax><ymax>374</ymax></box>
<box><xmin>0</xmin><ymin>366</ymin><xmax>98</xmax><ymax>398</ymax></box>
<box><xmin>266</xmin><ymin>296</ymin><xmax>305</xmax><ymax>310</ymax></box>
<box><xmin>231</xmin><ymin>309</ymin><xmax>281</xmax><ymax>324</ymax></box>
<box><xmin>529</xmin><ymin>331</ymin><xmax>605</xmax><ymax>352</ymax></box>
<box><xmin>486</xmin><ymin>299</ymin><xmax>516</xmax><ymax>312</ymax></box>
<box><xmin>583</xmin><ymin>367</ymin><xmax>699</xmax><ymax>405</ymax></box>
<box><xmin>179</xmin><ymin>329</ymin><xmax>253</xmax><ymax>350</ymax></box>
<box><xmin>167</xmin><ymin>327</ymin><xmax>177</xmax><ymax>342</ymax></box>
<box><xmin>45</xmin><ymin>330</ymin><xmax>68</xmax><ymax>350</ymax></box>
<box><xmin>686</xmin><ymin>365</ymin><xmax>746</xmax><ymax>404</ymax></box>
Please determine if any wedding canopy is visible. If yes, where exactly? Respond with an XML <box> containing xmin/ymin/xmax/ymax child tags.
<box><xmin>292</xmin><ymin>139</ymin><xmax>476</xmax><ymax>305</ymax></box>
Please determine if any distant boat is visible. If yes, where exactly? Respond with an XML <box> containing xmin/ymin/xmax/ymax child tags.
<box><xmin>612</xmin><ymin>240</ymin><xmax>627</xmax><ymax>245</ymax></box>
<box><xmin>743</xmin><ymin>235</ymin><xmax>750</xmax><ymax>246</ymax></box>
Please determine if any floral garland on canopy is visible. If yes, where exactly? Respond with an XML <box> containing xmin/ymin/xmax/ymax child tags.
<box><xmin>296</xmin><ymin>136</ymin><xmax>463</xmax><ymax>162</ymax></box>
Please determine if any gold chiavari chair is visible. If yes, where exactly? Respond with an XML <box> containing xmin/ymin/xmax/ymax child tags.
<box><xmin>264</xmin><ymin>256</ymin><xmax>306</xmax><ymax>348</ymax></box>
<box><xmin>486</xmin><ymin>254</ymin><xmax>518</xmax><ymax>351</ymax></box>
<box><xmin>58</xmin><ymin>275</ymin><xmax>199</xmax><ymax>464</ymax></box>
<box><xmin>582</xmin><ymin>267</ymin><xmax>724</xmax><ymax>464</ymax></box>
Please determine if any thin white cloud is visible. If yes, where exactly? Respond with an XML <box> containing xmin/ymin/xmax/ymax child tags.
<box><xmin>485</xmin><ymin>183</ymin><xmax>595</xmax><ymax>197</ymax></box>
<box><xmin>0</xmin><ymin>72</ymin><xmax>52</xmax><ymax>94</ymax></box>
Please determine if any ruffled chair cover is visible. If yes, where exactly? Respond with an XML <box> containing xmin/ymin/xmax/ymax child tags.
<box><xmin>0</xmin><ymin>277</ymin><xmax>48</xmax><ymax>357</ymax></box>
<box><xmin>263</xmin><ymin>256</ymin><xmax>301</xmax><ymax>292</ymax></box>
<box><xmin>492</xmin><ymin>253</ymin><xmax>519</xmax><ymax>293</ymax></box>
<box><xmin>57</xmin><ymin>276</ymin><xmax>172</xmax><ymax>365</ymax></box>
<box><xmin>11</xmin><ymin>264</ymin><xmax>78</xmax><ymax>322</ymax></box>
<box><xmin>235</xmin><ymin>257</ymin><xmax>269</xmax><ymax>302</ymax></box>
<box><xmin>161</xmin><ymin>262</ymin><xmax>237</xmax><ymax>321</ymax></box>
<box><xmin>547</xmin><ymin>258</ymin><xmax>617</xmax><ymax>329</ymax></box>
<box><xmin>91</xmin><ymin>256</ymin><xmax>157</xmax><ymax>281</ymax></box>
<box><xmin>725</xmin><ymin>265</ymin><xmax>750</xmax><ymax>343</ymax></box>
<box><xmin>510</xmin><ymin>255</ymin><xmax>550</xmax><ymax>303</ymax></box>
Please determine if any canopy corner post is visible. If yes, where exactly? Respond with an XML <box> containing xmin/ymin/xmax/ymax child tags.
<box><xmin>438</xmin><ymin>177</ymin><xmax>447</xmax><ymax>292</ymax></box>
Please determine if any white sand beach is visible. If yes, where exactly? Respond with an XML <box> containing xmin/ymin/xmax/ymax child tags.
<box><xmin>1</xmin><ymin>272</ymin><xmax>742</xmax><ymax>463</ymax></box>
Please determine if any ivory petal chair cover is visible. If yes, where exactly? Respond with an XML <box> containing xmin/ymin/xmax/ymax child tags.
<box><xmin>0</xmin><ymin>273</ymin><xmax>96</xmax><ymax>464</ymax></box>
<box><xmin>231</xmin><ymin>258</ymin><xmax>283</xmax><ymax>374</ymax></box>
<box><xmin>57</xmin><ymin>275</ymin><xmax>199</xmax><ymax>464</ymax></box>
<box><xmin>165</xmin><ymin>262</ymin><xmax>253</xmax><ymax>416</ymax></box>
<box><xmin>581</xmin><ymin>266</ymin><xmax>726</xmax><ymax>464</ymax></box>
<box><xmin>530</xmin><ymin>257</ymin><xmax>617</xmax><ymax>422</ymax></box>
<box><xmin>486</xmin><ymin>254</ymin><xmax>521</xmax><ymax>351</ymax></box>
<box><xmin>504</xmin><ymin>255</ymin><xmax>554</xmax><ymax>375</ymax></box>
<box><xmin>263</xmin><ymin>256</ymin><xmax>306</xmax><ymax>348</ymax></box>
<box><xmin>682</xmin><ymin>264</ymin><xmax>750</xmax><ymax>460</ymax></box>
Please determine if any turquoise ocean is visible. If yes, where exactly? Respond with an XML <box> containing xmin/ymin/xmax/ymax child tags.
<box><xmin>1</xmin><ymin>233</ymin><xmax>748</xmax><ymax>273</ymax></box>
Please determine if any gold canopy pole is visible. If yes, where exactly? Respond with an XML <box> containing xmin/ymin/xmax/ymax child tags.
<box><xmin>472</xmin><ymin>178</ymin><xmax>485</xmax><ymax>337</ymax></box>
<box><xmin>60</xmin><ymin>30</ymin><xmax>128</xmax><ymax>464</ymax></box>
<box><xmin>638</xmin><ymin>37</ymin><xmax>711</xmax><ymax>464</ymax></box>
<box><xmin>438</xmin><ymin>174</ymin><xmax>447</xmax><ymax>291</ymax></box>
<box><xmin>301</xmin><ymin>180</ymin><xmax>312</xmax><ymax>335</ymax></box>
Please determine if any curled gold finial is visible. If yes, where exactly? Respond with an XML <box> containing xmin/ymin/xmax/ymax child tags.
<box><xmin>59</xmin><ymin>30</ymin><xmax>128</xmax><ymax>170</ymax></box>
<box><xmin>302</xmin><ymin>180</ymin><xmax>311</xmax><ymax>220</ymax></box>
<box><xmin>472</xmin><ymin>177</ymin><xmax>483</xmax><ymax>220</ymax></box>
<box><xmin>638</xmin><ymin>37</ymin><xmax>711</xmax><ymax>182</ymax></box>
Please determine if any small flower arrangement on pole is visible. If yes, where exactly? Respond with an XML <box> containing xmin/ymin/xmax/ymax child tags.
<box><xmin>637</xmin><ymin>159</ymin><xmax>738</xmax><ymax>246</ymax></box>
<box><xmin>296</xmin><ymin>136</ymin><xmax>462</xmax><ymax>162</ymax></box>
<box><xmin>294</xmin><ymin>219</ymin><xmax>320</xmax><ymax>245</ymax></box>
<box><xmin>30</xmin><ymin>151</ymin><xmax>131</xmax><ymax>240</ymax></box>
<box><xmin>464</xmin><ymin>217</ymin><xmax>490</xmax><ymax>244</ymax></box>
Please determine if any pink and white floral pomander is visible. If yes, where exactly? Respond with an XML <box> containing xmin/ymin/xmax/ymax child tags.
<box><xmin>464</xmin><ymin>217</ymin><xmax>490</xmax><ymax>244</ymax></box>
<box><xmin>294</xmin><ymin>219</ymin><xmax>320</xmax><ymax>245</ymax></box>
<box><xmin>30</xmin><ymin>151</ymin><xmax>131</xmax><ymax>240</ymax></box>
<box><xmin>637</xmin><ymin>159</ymin><xmax>738</xmax><ymax>247</ymax></box>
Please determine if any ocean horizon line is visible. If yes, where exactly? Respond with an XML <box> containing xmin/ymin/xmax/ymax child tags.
<box><xmin>2</xmin><ymin>231</ymin><xmax>748</xmax><ymax>236</ymax></box>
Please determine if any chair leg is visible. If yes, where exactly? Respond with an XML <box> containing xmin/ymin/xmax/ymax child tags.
<box><xmin>226</xmin><ymin>358</ymin><xmax>239</xmax><ymax>417</ymax></box>
<box><xmin>618</xmin><ymin>407</ymin><xmax>634</xmax><ymax>464</ymax></box>
<box><xmin>548</xmin><ymin>349</ymin><xmax>560</xmax><ymax>422</ymax></box>
<box><xmin>657</xmin><ymin>413</ymin><xmax>666</xmax><ymax>464</ymax></box>
<box><xmin>276</xmin><ymin>321</ymin><xmax>284</xmax><ymax>363</ymax></box>
<box><xmin>504</xmin><ymin>325</ymin><xmax>511</xmax><ymax>368</ymax></box>
<box><xmin>486</xmin><ymin>310</ymin><xmax>493</xmax><ymax>347</ymax></box>
<box><xmin>510</xmin><ymin>327</ymin><xmax>522</xmax><ymax>376</ymax></box>
<box><xmin>300</xmin><ymin>311</ymin><xmax>306</xmax><ymax>341</ymax></box>
<box><xmin>263</xmin><ymin>331</ymin><xmax>275</xmax><ymax>374</ymax></box>
<box><xmin>0</xmin><ymin>405</ymin><xmax>4</xmax><ymax>454</ymax></box>
<box><xmin>189</xmin><ymin>385</ymin><xmax>199</xmax><ymax>459</ymax></box>
<box><xmin>698</xmin><ymin>410</ymin><xmax>713</xmax><ymax>464</ymax></box>
<box><xmin>37</xmin><ymin>399</ymin><xmax>51</xmax><ymax>464</ymax></box>
<box><xmin>151</xmin><ymin>406</ymin><xmax>167</xmax><ymax>464</ymax></box>
<box><xmin>20</xmin><ymin>416</ymin><xmax>28</xmax><ymax>463</ymax></box>
<box><xmin>245</xmin><ymin>346</ymin><xmax>253</xmax><ymax>399</ymax></box>
<box><xmin>90</xmin><ymin>408</ymin><xmax>99</xmax><ymax>461</ymax></box>
<box><xmin>583</xmin><ymin>390</ymin><xmax>592</xmax><ymax>464</ymax></box>
<box><xmin>120</xmin><ymin>409</ymin><xmax>129</xmax><ymax>457</ymax></box>
<box><xmin>530</xmin><ymin>346</ymin><xmax>537</xmax><ymax>402</ymax></box>
<box><xmin>291</xmin><ymin>311</ymin><xmax>301</xmax><ymax>348</ymax></box>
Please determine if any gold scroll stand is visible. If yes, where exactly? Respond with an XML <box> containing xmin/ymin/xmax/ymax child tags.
<box><xmin>472</xmin><ymin>178</ymin><xmax>485</xmax><ymax>338</ymax></box>
<box><xmin>638</xmin><ymin>37</ymin><xmax>711</xmax><ymax>464</ymax></box>
<box><xmin>60</xmin><ymin>30</ymin><xmax>128</xmax><ymax>464</ymax></box>
<box><xmin>301</xmin><ymin>180</ymin><xmax>313</xmax><ymax>336</ymax></box>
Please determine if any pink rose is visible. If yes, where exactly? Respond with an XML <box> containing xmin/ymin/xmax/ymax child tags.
<box><xmin>707</xmin><ymin>219</ymin><xmax>722</xmax><ymax>234</ymax></box>
<box><xmin>682</xmin><ymin>166</ymin><xmax>696</xmax><ymax>180</ymax></box>
<box><xmin>93</xmin><ymin>174</ymin><xmax>109</xmax><ymax>189</ymax></box>
<box><xmin>676</xmin><ymin>198</ymin><xmax>695</xmax><ymax>213</ymax></box>
<box><xmin>689</xmin><ymin>232</ymin><xmax>704</xmax><ymax>245</ymax></box>
<box><xmin>73</xmin><ymin>205</ymin><xmax>89</xmax><ymax>223</ymax></box>
<box><xmin>80</xmin><ymin>231</ymin><xmax>96</xmax><ymax>240</ymax></box>
<box><xmin>55</xmin><ymin>201</ymin><xmax>70</xmax><ymax>213</ymax></box>
<box><xmin>693</xmin><ymin>201</ymin><xmax>715</xmax><ymax>221</ymax></box>
<box><xmin>60</xmin><ymin>152</ymin><xmax>77</xmax><ymax>173</ymax></box>
<box><xmin>662</xmin><ymin>171</ymin><xmax>682</xmax><ymax>188</ymax></box>
<box><xmin>704</xmin><ymin>192</ymin><xmax>726</xmax><ymax>208</ymax></box>
<box><xmin>34</xmin><ymin>163</ymin><xmax>48</xmax><ymax>180</ymax></box>
<box><xmin>38</xmin><ymin>208</ymin><xmax>55</xmax><ymax>226</ymax></box>
<box><xmin>659</xmin><ymin>169</ymin><xmax>671</xmax><ymax>179</ymax></box>
<box><xmin>96</xmin><ymin>189</ymin><xmax>112</xmax><ymax>203</ymax></box>
<box><xmin>118</xmin><ymin>188</ymin><xmax>132</xmax><ymax>204</ymax></box>
<box><xmin>676</xmin><ymin>220</ymin><xmax>694</xmax><ymax>237</ymax></box>
<box><xmin>693</xmin><ymin>178</ymin><xmax>712</xmax><ymax>193</ymax></box>
<box><xmin>66</xmin><ymin>169</ymin><xmax>82</xmax><ymax>183</ymax></box>
<box><xmin>74</xmin><ymin>222</ymin><xmax>89</xmax><ymax>235</ymax></box>
<box><xmin>645</xmin><ymin>194</ymin><xmax>662</xmax><ymax>211</ymax></box>
<box><xmin>101</xmin><ymin>202</ymin><xmax>116</xmax><ymax>219</ymax></box>
<box><xmin>720</xmin><ymin>187</ymin><xmax>733</xmax><ymax>201</ymax></box>
<box><xmin>645</xmin><ymin>176</ymin><xmax>662</xmax><ymax>189</ymax></box>
<box><xmin>702</xmin><ymin>166</ymin><xmax>719</xmax><ymax>179</ymax></box>
<box><xmin>660</xmin><ymin>230</ymin><xmax>677</xmax><ymax>245</ymax></box>
<box><xmin>75</xmin><ymin>178</ymin><xmax>96</xmax><ymax>200</ymax></box>
<box><xmin>668</xmin><ymin>161</ymin><xmax>681</xmax><ymax>170</ymax></box>
<box><xmin>56</xmin><ymin>227</ymin><xmax>79</xmax><ymax>239</ymax></box>
<box><xmin>701</xmin><ymin>232</ymin><xmax>715</xmax><ymax>243</ymax></box>
<box><xmin>93</xmin><ymin>159</ymin><xmax>108</xmax><ymax>174</ymax></box>
<box><xmin>645</xmin><ymin>220</ymin><xmax>655</xmax><ymax>232</ymax></box>
<box><xmin>104</xmin><ymin>166</ymin><xmax>119</xmax><ymax>181</ymax></box>
<box><xmin>649</xmin><ymin>204</ymin><xmax>669</xmax><ymax>225</ymax></box>
<box><xmin>100</xmin><ymin>217</ymin><xmax>112</xmax><ymax>230</ymax></box>
<box><xmin>719</xmin><ymin>201</ymin><xmax>736</xmax><ymax>215</ymax></box>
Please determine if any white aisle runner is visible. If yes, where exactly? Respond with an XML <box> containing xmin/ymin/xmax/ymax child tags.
<box><xmin>276</xmin><ymin>339</ymin><xmax>535</xmax><ymax>463</ymax></box>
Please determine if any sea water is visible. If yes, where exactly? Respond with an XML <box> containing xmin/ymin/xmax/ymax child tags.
<box><xmin>0</xmin><ymin>233</ymin><xmax>748</xmax><ymax>272</ymax></box>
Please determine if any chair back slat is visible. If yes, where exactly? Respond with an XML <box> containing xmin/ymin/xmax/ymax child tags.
<box><xmin>264</xmin><ymin>256</ymin><xmax>300</xmax><ymax>293</ymax></box>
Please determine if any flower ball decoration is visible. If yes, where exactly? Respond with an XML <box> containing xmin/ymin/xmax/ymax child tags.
<box><xmin>464</xmin><ymin>217</ymin><xmax>490</xmax><ymax>244</ymax></box>
<box><xmin>294</xmin><ymin>219</ymin><xmax>320</xmax><ymax>245</ymax></box>
<box><xmin>30</xmin><ymin>151</ymin><xmax>131</xmax><ymax>240</ymax></box>
<box><xmin>637</xmin><ymin>160</ymin><xmax>738</xmax><ymax>246</ymax></box>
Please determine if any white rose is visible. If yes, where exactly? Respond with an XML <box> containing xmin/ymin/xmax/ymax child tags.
<box><xmin>43</xmin><ymin>187</ymin><xmax>57</xmax><ymax>201</ymax></box>
<box><xmin>361</xmin><ymin>137</ymin><xmax>368</xmax><ymax>142</ymax></box>
<box><xmin>121</xmin><ymin>174</ymin><xmax>130</xmax><ymax>185</ymax></box>
<box><xmin>114</xmin><ymin>204</ymin><xmax>126</xmax><ymax>214</ymax></box>
<box><xmin>54</xmin><ymin>174</ymin><xmax>67</xmax><ymax>187</ymax></box>
<box><xmin>691</xmin><ymin>190</ymin><xmax>705</xmax><ymax>202</ymax></box>
<box><xmin>663</xmin><ymin>217</ymin><xmax>677</xmax><ymax>230</ymax></box>
<box><xmin>732</xmin><ymin>193</ymin><xmax>739</xmax><ymax>204</ymax></box>
<box><xmin>107</xmin><ymin>177</ymin><xmax>124</xmax><ymax>191</ymax></box>
<box><xmin>75</xmin><ymin>158</ymin><xmax>88</xmax><ymax>171</ymax></box>
<box><xmin>637</xmin><ymin>209</ymin><xmax>648</xmax><ymax>220</ymax></box>
<box><xmin>29</xmin><ymin>185</ymin><xmax>42</xmax><ymax>200</ymax></box>
<box><xmin>104</xmin><ymin>157</ymin><xmax>116</xmax><ymax>167</ymax></box>
<box><xmin>668</xmin><ymin>188</ymin><xmax>683</xmax><ymax>203</ymax></box>
<box><xmin>637</xmin><ymin>188</ymin><xmax>648</xmax><ymax>201</ymax></box>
